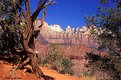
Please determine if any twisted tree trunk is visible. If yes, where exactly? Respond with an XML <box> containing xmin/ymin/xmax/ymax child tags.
<box><xmin>0</xmin><ymin>0</ymin><xmax>55</xmax><ymax>79</ymax></box>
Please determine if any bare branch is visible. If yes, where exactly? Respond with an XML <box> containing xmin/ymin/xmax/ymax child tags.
<box><xmin>41</xmin><ymin>7</ymin><xmax>47</xmax><ymax>26</ymax></box>
<box><xmin>37</xmin><ymin>0</ymin><xmax>43</xmax><ymax>9</ymax></box>
<box><xmin>43</xmin><ymin>0</ymin><xmax>55</xmax><ymax>8</ymax></box>
<box><xmin>33</xmin><ymin>7</ymin><xmax>47</xmax><ymax>39</ymax></box>
<box><xmin>31</xmin><ymin>0</ymin><xmax>55</xmax><ymax>22</ymax></box>
<box><xmin>31</xmin><ymin>0</ymin><xmax>47</xmax><ymax>22</ymax></box>
<box><xmin>34</xmin><ymin>29</ymin><xmax>40</xmax><ymax>38</ymax></box>
<box><xmin>25</xmin><ymin>0</ymin><xmax>31</xmax><ymax>17</ymax></box>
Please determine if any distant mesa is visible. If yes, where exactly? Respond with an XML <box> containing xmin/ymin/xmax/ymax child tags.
<box><xmin>35</xmin><ymin>19</ymin><xmax>100</xmax><ymax>47</ymax></box>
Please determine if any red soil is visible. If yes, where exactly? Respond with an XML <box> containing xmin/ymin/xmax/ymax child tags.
<box><xmin>0</xmin><ymin>61</ymin><xmax>86</xmax><ymax>80</ymax></box>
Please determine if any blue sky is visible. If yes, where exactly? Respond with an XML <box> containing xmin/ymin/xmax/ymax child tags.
<box><xmin>31</xmin><ymin>0</ymin><xmax>100</xmax><ymax>29</ymax></box>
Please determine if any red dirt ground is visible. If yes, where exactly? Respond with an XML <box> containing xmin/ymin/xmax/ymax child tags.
<box><xmin>0</xmin><ymin>61</ymin><xmax>87</xmax><ymax>80</ymax></box>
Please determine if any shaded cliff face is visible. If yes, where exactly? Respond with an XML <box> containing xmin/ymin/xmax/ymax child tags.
<box><xmin>37</xmin><ymin>22</ymin><xmax>99</xmax><ymax>47</ymax></box>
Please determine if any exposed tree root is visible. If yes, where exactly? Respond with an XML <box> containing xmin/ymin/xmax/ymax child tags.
<box><xmin>13</xmin><ymin>52</ymin><xmax>55</xmax><ymax>80</ymax></box>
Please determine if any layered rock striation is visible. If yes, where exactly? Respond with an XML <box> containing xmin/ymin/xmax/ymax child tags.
<box><xmin>35</xmin><ymin>20</ymin><xmax>99</xmax><ymax>47</ymax></box>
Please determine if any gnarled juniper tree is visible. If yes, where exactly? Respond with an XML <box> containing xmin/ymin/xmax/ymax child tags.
<box><xmin>0</xmin><ymin>0</ymin><xmax>55</xmax><ymax>79</ymax></box>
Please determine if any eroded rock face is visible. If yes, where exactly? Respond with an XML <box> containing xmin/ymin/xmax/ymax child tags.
<box><xmin>37</xmin><ymin>21</ymin><xmax>99</xmax><ymax>47</ymax></box>
<box><xmin>66</xmin><ymin>25</ymin><xmax>73</xmax><ymax>33</ymax></box>
<box><xmin>48</xmin><ymin>25</ymin><xmax>64</xmax><ymax>32</ymax></box>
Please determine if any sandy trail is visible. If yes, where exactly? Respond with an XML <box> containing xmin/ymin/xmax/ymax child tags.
<box><xmin>0</xmin><ymin>63</ymin><xmax>86</xmax><ymax>80</ymax></box>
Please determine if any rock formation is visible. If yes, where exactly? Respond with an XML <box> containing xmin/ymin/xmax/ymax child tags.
<box><xmin>35</xmin><ymin>20</ymin><xmax>99</xmax><ymax>47</ymax></box>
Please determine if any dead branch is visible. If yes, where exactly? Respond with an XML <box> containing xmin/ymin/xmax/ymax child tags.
<box><xmin>31</xmin><ymin>0</ymin><xmax>55</xmax><ymax>22</ymax></box>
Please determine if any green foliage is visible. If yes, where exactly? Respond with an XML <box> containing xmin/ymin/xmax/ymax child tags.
<box><xmin>0</xmin><ymin>25</ymin><xmax>22</xmax><ymax>55</ymax></box>
<box><xmin>85</xmin><ymin>1</ymin><xmax>121</xmax><ymax>79</ymax></box>
<box><xmin>97</xmin><ymin>0</ymin><xmax>121</xmax><ymax>51</ymax></box>
<box><xmin>86</xmin><ymin>52</ymin><xmax>121</xmax><ymax>80</ymax></box>
<box><xmin>80</xmin><ymin>70</ymin><xmax>92</xmax><ymax>77</ymax></box>
<box><xmin>40</xmin><ymin>44</ymin><xmax>74</xmax><ymax>75</ymax></box>
<box><xmin>0</xmin><ymin>0</ymin><xmax>24</xmax><ymax>54</ymax></box>
<box><xmin>84</xmin><ymin>16</ymin><xmax>97</xmax><ymax>26</ymax></box>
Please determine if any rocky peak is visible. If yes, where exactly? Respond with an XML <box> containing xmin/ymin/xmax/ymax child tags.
<box><xmin>76</xmin><ymin>27</ymin><xmax>80</xmax><ymax>33</ymax></box>
<box><xmin>72</xmin><ymin>28</ymin><xmax>75</xmax><ymax>33</ymax></box>
<box><xmin>48</xmin><ymin>24</ymin><xmax>64</xmax><ymax>32</ymax></box>
<box><xmin>36</xmin><ymin>20</ymin><xmax>100</xmax><ymax>47</ymax></box>
<box><xmin>66</xmin><ymin>25</ymin><xmax>73</xmax><ymax>33</ymax></box>
<box><xmin>79</xmin><ymin>26</ymin><xmax>88</xmax><ymax>32</ymax></box>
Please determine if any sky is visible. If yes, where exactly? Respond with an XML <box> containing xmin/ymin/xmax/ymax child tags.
<box><xmin>30</xmin><ymin>0</ymin><xmax>100</xmax><ymax>30</ymax></box>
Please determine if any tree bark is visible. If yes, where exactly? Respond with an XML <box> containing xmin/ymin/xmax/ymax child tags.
<box><xmin>15</xmin><ymin>0</ymin><xmax>55</xmax><ymax>79</ymax></box>
<box><xmin>29</xmin><ymin>53</ymin><xmax>44</xmax><ymax>77</ymax></box>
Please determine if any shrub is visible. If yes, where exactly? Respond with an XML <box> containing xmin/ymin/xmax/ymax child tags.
<box><xmin>61</xmin><ymin>57</ymin><xmax>74</xmax><ymax>75</ymax></box>
<box><xmin>85</xmin><ymin>51</ymin><xmax>121</xmax><ymax>80</ymax></box>
<box><xmin>40</xmin><ymin>44</ymin><xmax>74</xmax><ymax>75</ymax></box>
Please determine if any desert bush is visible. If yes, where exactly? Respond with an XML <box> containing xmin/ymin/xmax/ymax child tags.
<box><xmin>61</xmin><ymin>57</ymin><xmax>74</xmax><ymax>75</ymax></box>
<box><xmin>40</xmin><ymin>44</ymin><xmax>74</xmax><ymax>75</ymax></box>
<box><xmin>80</xmin><ymin>71</ymin><xmax>92</xmax><ymax>77</ymax></box>
<box><xmin>85</xmin><ymin>0</ymin><xmax>121</xmax><ymax>79</ymax></box>
<box><xmin>85</xmin><ymin>51</ymin><xmax>121</xmax><ymax>80</ymax></box>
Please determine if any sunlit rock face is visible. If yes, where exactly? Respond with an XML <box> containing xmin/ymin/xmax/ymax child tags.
<box><xmin>36</xmin><ymin>20</ymin><xmax>99</xmax><ymax>47</ymax></box>
<box><xmin>48</xmin><ymin>24</ymin><xmax>64</xmax><ymax>32</ymax></box>
<box><xmin>66</xmin><ymin>25</ymin><xmax>73</xmax><ymax>33</ymax></box>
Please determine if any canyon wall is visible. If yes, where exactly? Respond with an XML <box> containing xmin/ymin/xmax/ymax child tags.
<box><xmin>35</xmin><ymin>20</ymin><xmax>99</xmax><ymax>47</ymax></box>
